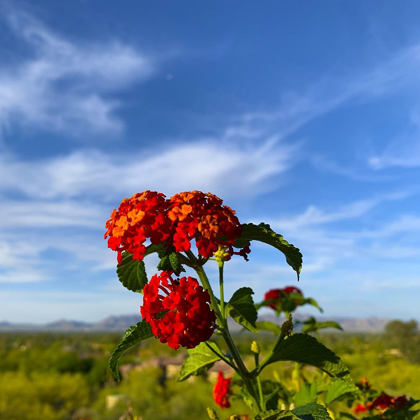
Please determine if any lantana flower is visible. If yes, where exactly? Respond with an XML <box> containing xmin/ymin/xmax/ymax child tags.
<box><xmin>169</xmin><ymin>191</ymin><xmax>242</xmax><ymax>258</ymax></box>
<box><xmin>213</xmin><ymin>371</ymin><xmax>232</xmax><ymax>408</ymax></box>
<box><xmin>104</xmin><ymin>190</ymin><xmax>172</xmax><ymax>264</ymax></box>
<box><xmin>264</xmin><ymin>286</ymin><xmax>303</xmax><ymax>311</ymax></box>
<box><xmin>140</xmin><ymin>271</ymin><xmax>217</xmax><ymax>350</ymax></box>
<box><xmin>105</xmin><ymin>190</ymin><xmax>247</xmax><ymax>263</ymax></box>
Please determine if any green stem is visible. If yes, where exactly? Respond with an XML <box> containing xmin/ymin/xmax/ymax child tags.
<box><xmin>204</xmin><ymin>341</ymin><xmax>237</xmax><ymax>371</ymax></box>
<box><xmin>218</xmin><ymin>263</ymin><xmax>225</xmax><ymax>318</ymax></box>
<box><xmin>255</xmin><ymin>330</ymin><xmax>287</xmax><ymax>375</ymax></box>
<box><xmin>254</xmin><ymin>353</ymin><xmax>265</xmax><ymax>411</ymax></box>
<box><xmin>188</xmin><ymin>254</ymin><xmax>262</xmax><ymax>413</ymax></box>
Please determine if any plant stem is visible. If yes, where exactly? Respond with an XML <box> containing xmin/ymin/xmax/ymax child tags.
<box><xmin>218</xmin><ymin>263</ymin><xmax>225</xmax><ymax>318</ymax></box>
<box><xmin>255</xmin><ymin>330</ymin><xmax>287</xmax><ymax>374</ymax></box>
<box><xmin>254</xmin><ymin>353</ymin><xmax>265</xmax><ymax>411</ymax></box>
<box><xmin>204</xmin><ymin>341</ymin><xmax>237</xmax><ymax>371</ymax></box>
<box><xmin>188</xmin><ymin>254</ymin><xmax>263</xmax><ymax>413</ymax></box>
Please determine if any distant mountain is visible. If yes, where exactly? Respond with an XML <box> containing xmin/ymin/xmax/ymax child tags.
<box><xmin>93</xmin><ymin>315</ymin><xmax>141</xmax><ymax>330</ymax></box>
<box><xmin>0</xmin><ymin>313</ymin><xmax>392</xmax><ymax>333</ymax></box>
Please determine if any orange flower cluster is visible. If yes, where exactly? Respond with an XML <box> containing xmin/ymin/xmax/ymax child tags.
<box><xmin>104</xmin><ymin>191</ymin><xmax>172</xmax><ymax>264</ymax></box>
<box><xmin>105</xmin><ymin>190</ymin><xmax>244</xmax><ymax>263</ymax></box>
<box><xmin>169</xmin><ymin>191</ymin><xmax>242</xmax><ymax>258</ymax></box>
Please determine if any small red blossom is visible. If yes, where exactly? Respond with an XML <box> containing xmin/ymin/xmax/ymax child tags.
<box><xmin>264</xmin><ymin>286</ymin><xmax>303</xmax><ymax>310</ymax></box>
<box><xmin>169</xmin><ymin>191</ymin><xmax>243</xmax><ymax>258</ymax></box>
<box><xmin>104</xmin><ymin>191</ymin><xmax>172</xmax><ymax>263</ymax></box>
<box><xmin>354</xmin><ymin>404</ymin><xmax>367</xmax><ymax>415</ymax></box>
<box><xmin>369</xmin><ymin>393</ymin><xmax>393</xmax><ymax>410</ymax></box>
<box><xmin>392</xmin><ymin>395</ymin><xmax>409</xmax><ymax>410</ymax></box>
<box><xmin>356</xmin><ymin>377</ymin><xmax>372</xmax><ymax>392</ymax></box>
<box><xmin>213</xmin><ymin>371</ymin><xmax>232</xmax><ymax>408</ymax></box>
<box><xmin>140</xmin><ymin>272</ymin><xmax>217</xmax><ymax>350</ymax></box>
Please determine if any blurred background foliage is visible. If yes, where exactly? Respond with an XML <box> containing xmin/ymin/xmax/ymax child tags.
<box><xmin>0</xmin><ymin>320</ymin><xmax>419</xmax><ymax>419</ymax></box>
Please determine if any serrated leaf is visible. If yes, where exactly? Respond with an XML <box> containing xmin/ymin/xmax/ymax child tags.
<box><xmin>256</xmin><ymin>321</ymin><xmax>282</xmax><ymax>335</ymax></box>
<box><xmin>235</xmin><ymin>223</ymin><xmax>302</xmax><ymax>279</ymax></box>
<box><xmin>178</xmin><ymin>341</ymin><xmax>221</xmax><ymax>382</ymax></box>
<box><xmin>145</xmin><ymin>243</ymin><xmax>168</xmax><ymax>258</ymax></box>
<box><xmin>157</xmin><ymin>254</ymin><xmax>172</xmax><ymax>271</ymax></box>
<box><xmin>325</xmin><ymin>379</ymin><xmax>360</xmax><ymax>406</ymax></box>
<box><xmin>116</xmin><ymin>252</ymin><xmax>148</xmax><ymax>293</ymax></box>
<box><xmin>169</xmin><ymin>252</ymin><xmax>185</xmax><ymax>276</ymax></box>
<box><xmin>226</xmin><ymin>287</ymin><xmax>258</xmax><ymax>332</ymax></box>
<box><xmin>255</xmin><ymin>410</ymin><xmax>299</xmax><ymax>420</ymax></box>
<box><xmin>264</xmin><ymin>334</ymin><xmax>350</xmax><ymax>378</ymax></box>
<box><xmin>292</xmin><ymin>403</ymin><xmax>332</xmax><ymax>420</ymax></box>
<box><xmin>109</xmin><ymin>320</ymin><xmax>154</xmax><ymax>381</ymax></box>
<box><xmin>295</xmin><ymin>383</ymin><xmax>318</xmax><ymax>407</ymax></box>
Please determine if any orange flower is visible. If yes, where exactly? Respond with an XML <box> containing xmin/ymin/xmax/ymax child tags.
<box><xmin>104</xmin><ymin>191</ymin><xmax>172</xmax><ymax>263</ymax></box>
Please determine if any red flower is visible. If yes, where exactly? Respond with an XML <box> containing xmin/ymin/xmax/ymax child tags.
<box><xmin>105</xmin><ymin>190</ymin><xmax>248</xmax><ymax>264</ymax></box>
<box><xmin>140</xmin><ymin>272</ymin><xmax>217</xmax><ymax>350</ymax></box>
<box><xmin>369</xmin><ymin>393</ymin><xmax>393</xmax><ymax>410</ymax></box>
<box><xmin>354</xmin><ymin>404</ymin><xmax>367</xmax><ymax>415</ymax></box>
<box><xmin>104</xmin><ymin>191</ymin><xmax>172</xmax><ymax>264</ymax></box>
<box><xmin>169</xmin><ymin>191</ymin><xmax>243</xmax><ymax>258</ymax></box>
<box><xmin>264</xmin><ymin>286</ymin><xmax>303</xmax><ymax>310</ymax></box>
<box><xmin>213</xmin><ymin>371</ymin><xmax>232</xmax><ymax>408</ymax></box>
<box><xmin>392</xmin><ymin>395</ymin><xmax>408</xmax><ymax>410</ymax></box>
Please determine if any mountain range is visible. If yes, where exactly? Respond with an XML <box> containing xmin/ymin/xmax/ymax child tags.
<box><xmin>0</xmin><ymin>314</ymin><xmax>392</xmax><ymax>333</ymax></box>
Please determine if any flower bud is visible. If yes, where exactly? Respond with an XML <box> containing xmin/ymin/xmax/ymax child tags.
<box><xmin>281</xmin><ymin>314</ymin><xmax>293</xmax><ymax>337</ymax></box>
<box><xmin>207</xmin><ymin>407</ymin><xmax>219</xmax><ymax>419</ymax></box>
<box><xmin>251</xmin><ymin>340</ymin><xmax>260</xmax><ymax>354</ymax></box>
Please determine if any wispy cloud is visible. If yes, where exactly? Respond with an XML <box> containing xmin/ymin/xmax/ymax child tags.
<box><xmin>268</xmin><ymin>190</ymin><xmax>414</xmax><ymax>231</ymax></box>
<box><xmin>0</xmin><ymin>8</ymin><xmax>153</xmax><ymax>136</ymax></box>
<box><xmin>0</xmin><ymin>139</ymin><xmax>299</xmax><ymax>201</ymax></box>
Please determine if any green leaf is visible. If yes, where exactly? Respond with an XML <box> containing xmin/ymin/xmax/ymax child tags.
<box><xmin>178</xmin><ymin>341</ymin><xmax>222</xmax><ymax>382</ymax></box>
<box><xmin>116</xmin><ymin>252</ymin><xmax>148</xmax><ymax>293</ymax></box>
<box><xmin>325</xmin><ymin>379</ymin><xmax>360</xmax><ymax>406</ymax></box>
<box><xmin>262</xmin><ymin>380</ymin><xmax>293</xmax><ymax>410</ymax></box>
<box><xmin>145</xmin><ymin>243</ymin><xmax>168</xmax><ymax>258</ymax></box>
<box><xmin>292</xmin><ymin>403</ymin><xmax>332</xmax><ymax>420</ymax></box>
<box><xmin>157</xmin><ymin>254</ymin><xmax>172</xmax><ymax>271</ymax></box>
<box><xmin>226</xmin><ymin>287</ymin><xmax>258</xmax><ymax>332</ymax></box>
<box><xmin>255</xmin><ymin>410</ymin><xmax>300</xmax><ymax>420</ymax></box>
<box><xmin>302</xmin><ymin>298</ymin><xmax>323</xmax><ymax>313</ymax></box>
<box><xmin>109</xmin><ymin>320</ymin><xmax>154</xmax><ymax>381</ymax></box>
<box><xmin>294</xmin><ymin>383</ymin><xmax>318</xmax><ymax>407</ymax></box>
<box><xmin>169</xmin><ymin>252</ymin><xmax>185</xmax><ymax>276</ymax></box>
<box><xmin>235</xmin><ymin>223</ymin><xmax>302</xmax><ymax>279</ymax></box>
<box><xmin>298</xmin><ymin>317</ymin><xmax>343</xmax><ymax>334</ymax></box>
<box><xmin>256</xmin><ymin>321</ymin><xmax>282</xmax><ymax>335</ymax></box>
<box><xmin>264</xmin><ymin>334</ymin><xmax>350</xmax><ymax>378</ymax></box>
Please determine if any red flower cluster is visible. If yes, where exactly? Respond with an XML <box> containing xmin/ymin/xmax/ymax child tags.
<box><xmin>213</xmin><ymin>371</ymin><xmax>232</xmax><ymax>408</ymax></box>
<box><xmin>140</xmin><ymin>271</ymin><xmax>217</xmax><ymax>350</ymax></box>
<box><xmin>169</xmin><ymin>191</ymin><xmax>242</xmax><ymax>258</ymax></box>
<box><xmin>105</xmin><ymin>190</ymin><xmax>244</xmax><ymax>263</ymax></box>
<box><xmin>104</xmin><ymin>191</ymin><xmax>172</xmax><ymax>264</ymax></box>
<box><xmin>354</xmin><ymin>392</ymin><xmax>409</xmax><ymax>414</ymax></box>
<box><xmin>264</xmin><ymin>286</ymin><xmax>303</xmax><ymax>310</ymax></box>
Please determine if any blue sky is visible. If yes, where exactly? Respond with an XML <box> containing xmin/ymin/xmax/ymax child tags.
<box><xmin>1</xmin><ymin>1</ymin><xmax>420</xmax><ymax>323</ymax></box>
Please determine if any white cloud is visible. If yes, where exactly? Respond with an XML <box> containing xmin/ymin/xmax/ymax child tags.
<box><xmin>268</xmin><ymin>191</ymin><xmax>414</xmax><ymax>231</ymax></box>
<box><xmin>0</xmin><ymin>8</ymin><xmax>153</xmax><ymax>135</ymax></box>
<box><xmin>0</xmin><ymin>138</ymin><xmax>298</xmax><ymax>200</ymax></box>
